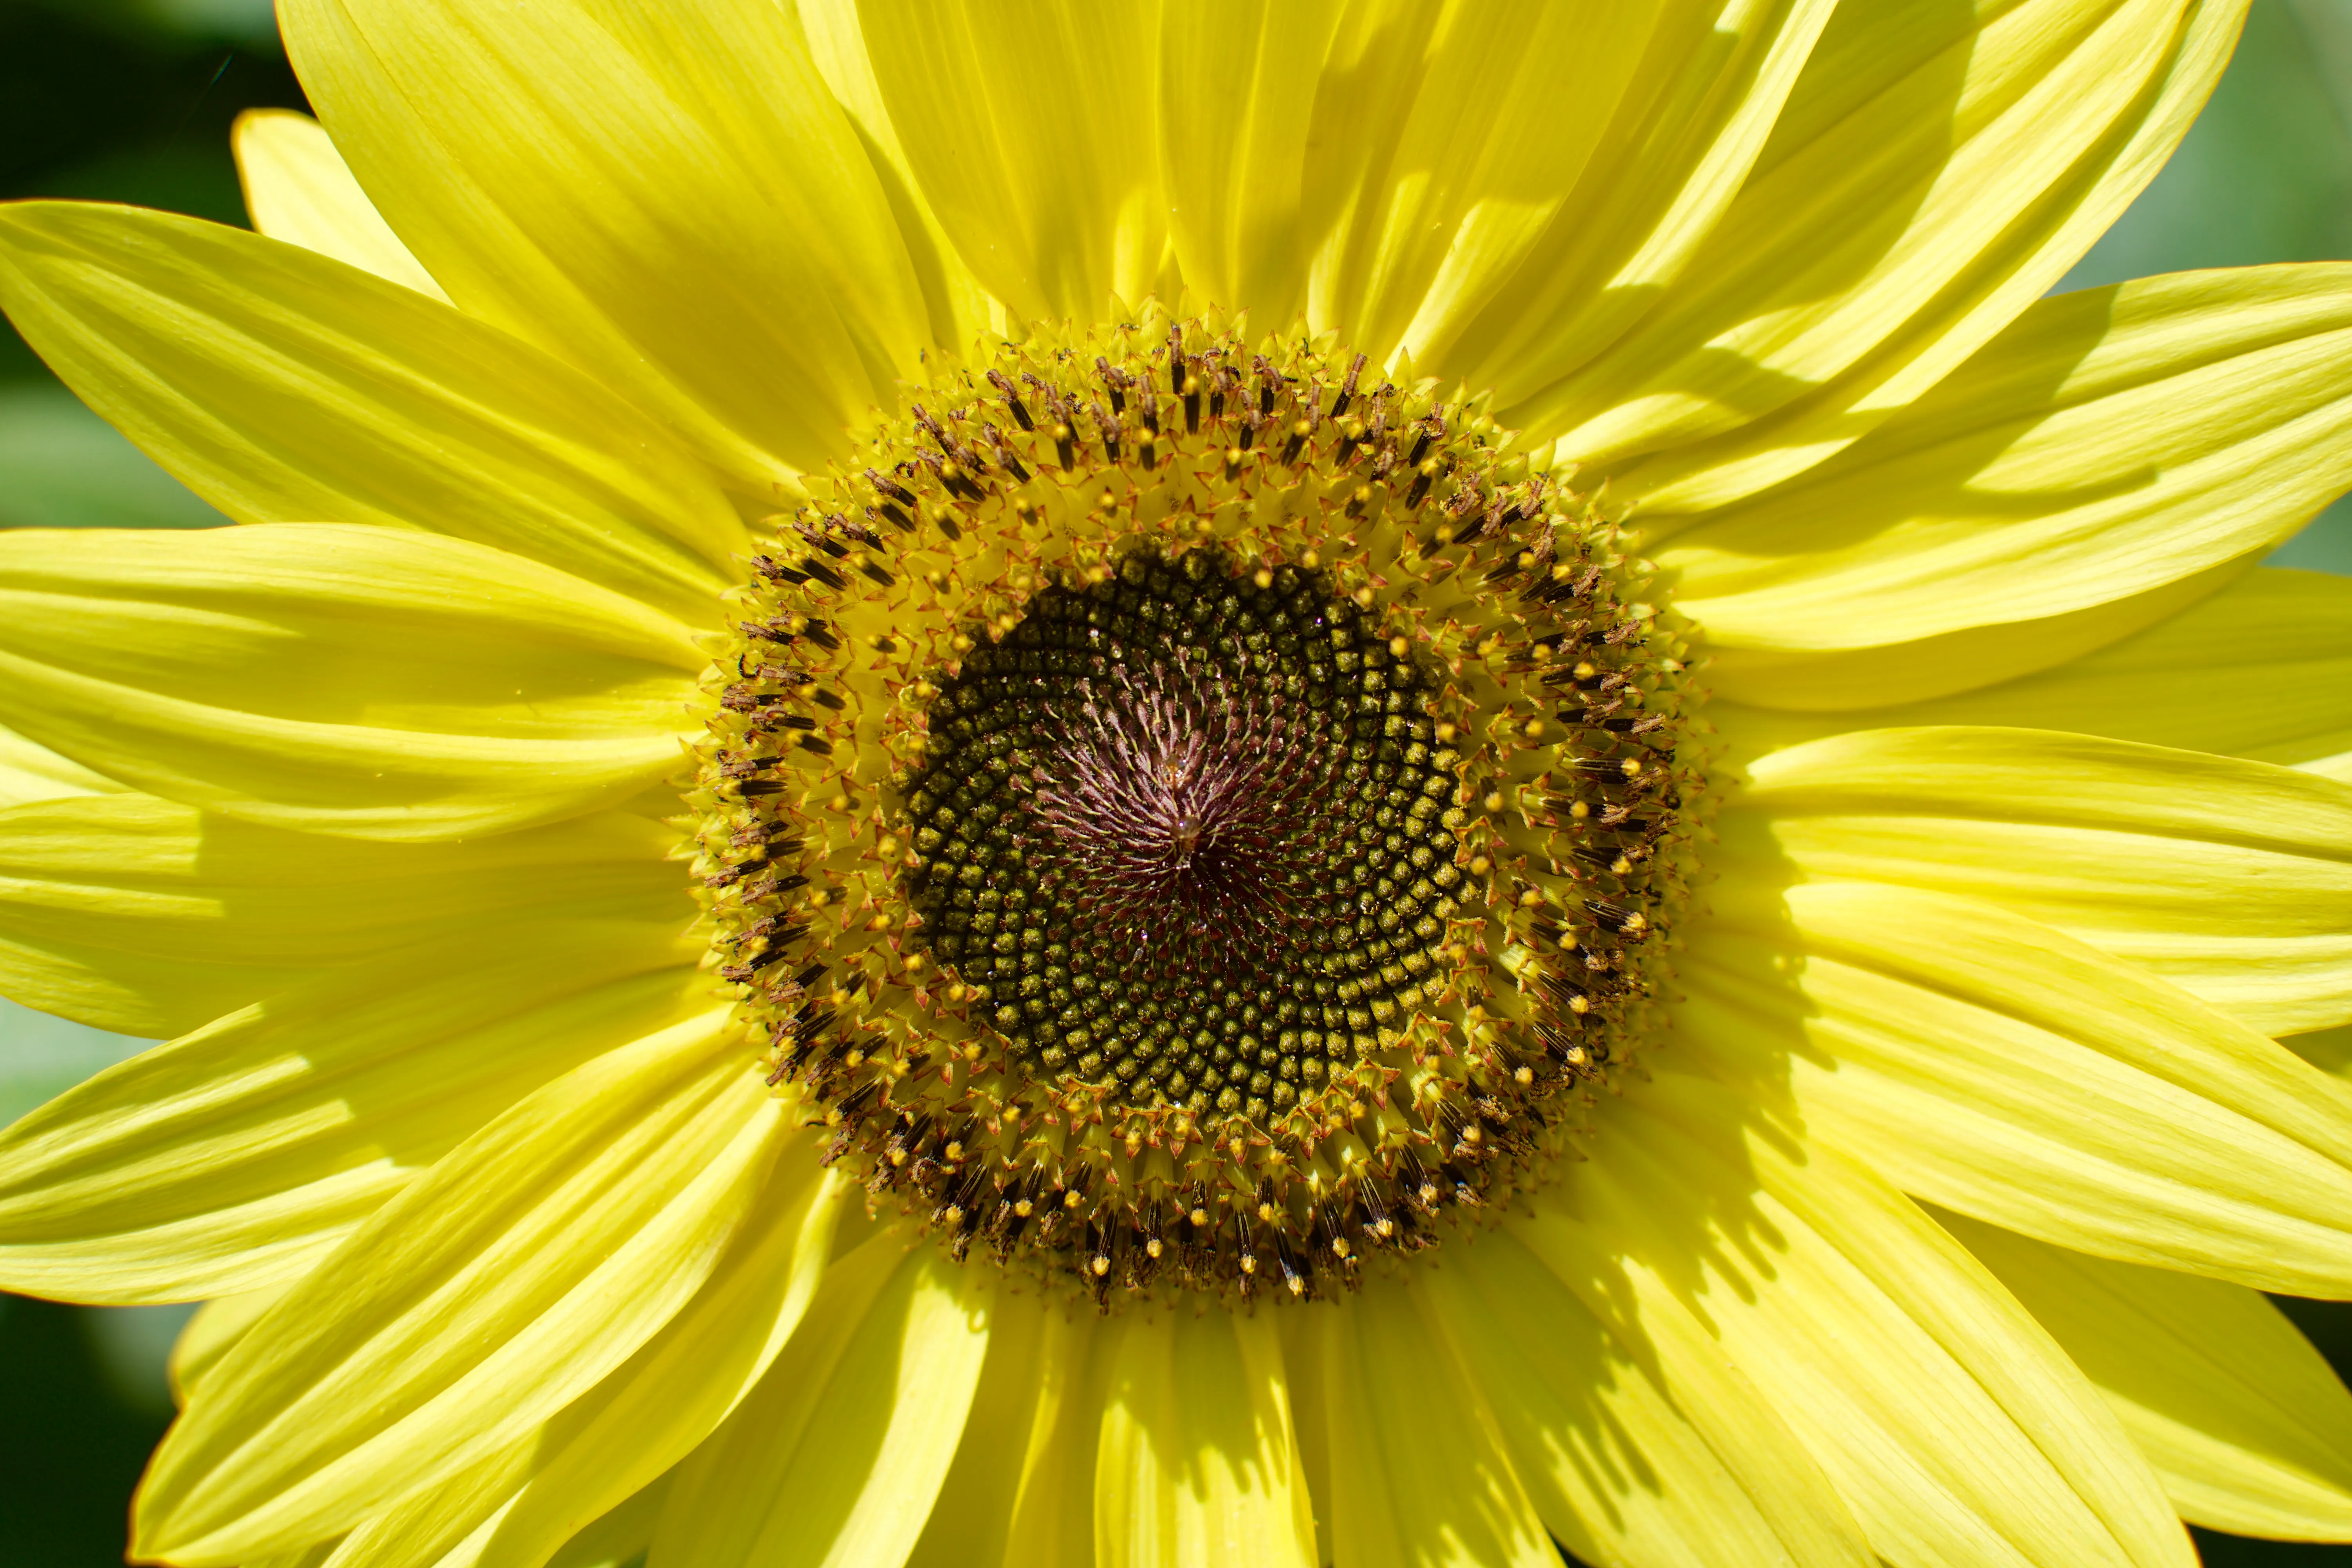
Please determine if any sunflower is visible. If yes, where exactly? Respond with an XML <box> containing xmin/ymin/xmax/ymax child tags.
<box><xmin>2</xmin><ymin>0</ymin><xmax>2352</xmax><ymax>1564</ymax></box>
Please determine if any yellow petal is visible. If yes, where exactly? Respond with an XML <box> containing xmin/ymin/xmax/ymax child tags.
<box><xmin>1533</xmin><ymin>0</ymin><xmax>2243</xmax><ymax>511</ymax></box>
<box><xmin>1537</xmin><ymin>1073</ymin><xmax>2193</xmax><ymax>1568</ymax></box>
<box><xmin>280</xmin><ymin>0</ymin><xmax>933</xmax><ymax>486</ymax></box>
<box><xmin>1095</xmin><ymin>1308</ymin><xmax>1317</xmax><ymax>1568</ymax></box>
<box><xmin>1156</xmin><ymin>0</ymin><xmax>1345</xmax><ymax>331</ymax></box>
<box><xmin>1727</xmin><ymin>725</ymin><xmax>2352</xmax><ymax>1034</ymax></box>
<box><xmin>1431</xmin><ymin>1223</ymin><xmax>1872</xmax><ymax>1568</ymax></box>
<box><xmin>135</xmin><ymin>1018</ymin><xmax>785</xmax><ymax>1564</ymax></box>
<box><xmin>0</xmin><ymin>793</ymin><xmax>685</xmax><ymax>1037</ymax></box>
<box><xmin>0</xmin><ymin>201</ymin><xmax>746</xmax><ymax>624</ymax></box>
<box><xmin>459</xmin><ymin>1167</ymin><xmax>849</xmax><ymax>1568</ymax></box>
<box><xmin>1664</xmin><ymin>262</ymin><xmax>2352</xmax><ymax>707</ymax></box>
<box><xmin>0</xmin><ymin>525</ymin><xmax>701</xmax><ymax>842</ymax></box>
<box><xmin>1707</xmin><ymin>566</ymin><xmax>2352</xmax><ymax>771</ymax></box>
<box><xmin>1946</xmin><ymin>1211</ymin><xmax>2352</xmax><ymax>1543</ymax></box>
<box><xmin>857</xmin><ymin>0</ymin><xmax>1164</xmax><ymax>326</ymax></box>
<box><xmin>0</xmin><ymin>920</ymin><xmax>701</xmax><ymax>1305</ymax></box>
<box><xmin>1428</xmin><ymin>0</ymin><xmax>1837</xmax><ymax>403</ymax></box>
<box><xmin>232</xmin><ymin>109</ymin><xmax>446</xmax><ymax>301</ymax></box>
<box><xmin>172</xmin><ymin>1287</ymin><xmax>287</xmax><ymax>1407</ymax></box>
<box><xmin>1287</xmin><ymin>0</ymin><xmax>1671</xmax><ymax>371</ymax></box>
<box><xmin>905</xmin><ymin>1294</ymin><xmax>1102</xmax><ymax>1568</ymax></box>
<box><xmin>0</xmin><ymin>720</ymin><xmax>125</xmax><ymax>811</ymax></box>
<box><xmin>650</xmin><ymin>1237</ymin><xmax>991</xmax><ymax>1568</ymax></box>
<box><xmin>1682</xmin><ymin>878</ymin><xmax>2352</xmax><ymax>1294</ymax></box>
<box><xmin>793</xmin><ymin>0</ymin><xmax>999</xmax><ymax>356</ymax></box>
<box><xmin>1313</xmin><ymin>1278</ymin><xmax>1556</xmax><ymax>1568</ymax></box>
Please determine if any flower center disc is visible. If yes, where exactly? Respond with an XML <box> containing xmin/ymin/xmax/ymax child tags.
<box><xmin>690</xmin><ymin>310</ymin><xmax>1700</xmax><ymax>1307</ymax></box>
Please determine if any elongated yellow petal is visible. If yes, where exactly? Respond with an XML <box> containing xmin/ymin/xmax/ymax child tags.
<box><xmin>1533</xmin><ymin>0</ymin><xmax>2243</xmax><ymax>513</ymax></box>
<box><xmin>0</xmin><ymin>201</ymin><xmax>745</xmax><ymax>623</ymax></box>
<box><xmin>1946</xmin><ymin>1212</ymin><xmax>2352</xmax><ymax>1543</ymax></box>
<box><xmin>0</xmin><ymin>526</ymin><xmax>701</xmax><ymax>842</ymax></box>
<box><xmin>0</xmin><ymin>721</ymin><xmax>125</xmax><ymax>811</ymax></box>
<box><xmin>0</xmin><ymin>793</ymin><xmax>684</xmax><ymax>1037</ymax></box>
<box><xmin>279</xmin><ymin>0</ymin><xmax>933</xmax><ymax>487</ymax></box>
<box><xmin>460</xmin><ymin>1167</ymin><xmax>849</xmax><ymax>1568</ymax></box>
<box><xmin>1430</xmin><ymin>1224</ymin><xmax>1872</xmax><ymax>1568</ymax></box>
<box><xmin>0</xmin><ymin>921</ymin><xmax>700</xmax><ymax>1305</ymax></box>
<box><xmin>1429</xmin><ymin>0</ymin><xmax>1836</xmax><ymax>404</ymax></box>
<box><xmin>1728</xmin><ymin>726</ymin><xmax>2352</xmax><ymax>1034</ymax></box>
<box><xmin>1313</xmin><ymin>1278</ymin><xmax>1556</xmax><ymax>1568</ymax></box>
<box><xmin>905</xmin><ymin>1294</ymin><xmax>1102</xmax><ymax>1568</ymax></box>
<box><xmin>232</xmin><ymin>110</ymin><xmax>445</xmax><ymax>301</ymax></box>
<box><xmin>1707</xmin><ymin>567</ymin><xmax>2352</xmax><ymax>773</ymax></box>
<box><xmin>1155</xmin><ymin>0</ymin><xmax>1345</xmax><ymax>332</ymax></box>
<box><xmin>1534</xmin><ymin>1074</ymin><xmax>2193</xmax><ymax>1568</ymax></box>
<box><xmin>858</xmin><ymin>0</ymin><xmax>1163</xmax><ymax>326</ymax></box>
<box><xmin>324</xmin><ymin>1163</ymin><xmax>845</xmax><ymax>1568</ymax></box>
<box><xmin>1684</xmin><ymin>878</ymin><xmax>2352</xmax><ymax>1293</ymax></box>
<box><xmin>1664</xmin><ymin>264</ymin><xmax>2352</xmax><ymax>707</ymax></box>
<box><xmin>172</xmin><ymin>1287</ymin><xmax>286</xmax><ymax>1407</ymax></box>
<box><xmin>1284</xmin><ymin>0</ymin><xmax>1671</xmax><ymax>372</ymax></box>
<box><xmin>793</xmin><ymin>0</ymin><xmax>999</xmax><ymax>357</ymax></box>
<box><xmin>135</xmin><ymin>1018</ymin><xmax>784</xmax><ymax>1564</ymax></box>
<box><xmin>1095</xmin><ymin>1308</ymin><xmax>1317</xmax><ymax>1568</ymax></box>
<box><xmin>651</xmin><ymin>1238</ymin><xmax>990</xmax><ymax>1568</ymax></box>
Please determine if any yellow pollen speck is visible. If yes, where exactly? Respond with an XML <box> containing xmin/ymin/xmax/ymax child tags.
<box><xmin>1516</xmin><ymin>552</ymin><xmax>1536</xmax><ymax>570</ymax></box>
<box><xmin>1611</xmin><ymin>856</ymin><xmax>1632</xmax><ymax>875</ymax></box>
<box><xmin>1352</xmin><ymin>586</ymin><xmax>1376</xmax><ymax>609</ymax></box>
<box><xmin>1299</xmin><ymin>550</ymin><xmax>1320</xmax><ymax>569</ymax></box>
<box><xmin>951</xmin><ymin>633</ymin><xmax>975</xmax><ymax>654</ymax></box>
<box><xmin>1468</xmin><ymin>855</ymin><xmax>1492</xmax><ymax>876</ymax></box>
<box><xmin>1064</xmin><ymin>1189</ymin><xmax>1083</xmax><ymax>1210</ymax></box>
<box><xmin>1573</xmin><ymin>661</ymin><xmax>1597</xmax><ymax>679</ymax></box>
<box><xmin>1569</xmin><ymin>995</ymin><xmax>1592</xmax><ymax>1014</ymax></box>
<box><xmin>1332</xmin><ymin>1237</ymin><xmax>1350</xmax><ymax>1257</ymax></box>
<box><xmin>1253</xmin><ymin>568</ymin><xmax>1274</xmax><ymax>589</ymax></box>
<box><xmin>1514</xmin><ymin>1065</ymin><xmax>1535</xmax><ymax>1085</ymax></box>
<box><xmin>806</xmin><ymin>889</ymin><xmax>830</xmax><ymax>908</ymax></box>
<box><xmin>1189</xmin><ymin>1207</ymin><xmax>1210</xmax><ymax>1227</ymax></box>
<box><xmin>945</xmin><ymin>983</ymin><xmax>968</xmax><ymax>1003</ymax></box>
<box><xmin>1521</xmin><ymin>719</ymin><xmax>1545</xmax><ymax>741</ymax></box>
<box><xmin>1569</xmin><ymin>801</ymin><xmax>1590</xmax><ymax>819</ymax></box>
<box><xmin>1435</xmin><ymin>722</ymin><xmax>1457</xmax><ymax>743</ymax></box>
<box><xmin>1519</xmin><ymin>889</ymin><xmax>1544</xmax><ymax>908</ymax></box>
<box><xmin>944</xmin><ymin>1205</ymin><xmax>964</xmax><ymax>1226</ymax></box>
<box><xmin>1241</xmin><ymin>1255</ymin><xmax>1258</xmax><ymax>1274</ymax></box>
<box><xmin>1014</xmin><ymin>1198</ymin><xmax>1034</xmax><ymax>1218</ymax></box>
<box><xmin>945</xmin><ymin>1140</ymin><xmax>965</xmax><ymax>1161</ymax></box>
<box><xmin>1258</xmin><ymin>1201</ymin><xmax>1278</xmax><ymax>1223</ymax></box>
<box><xmin>1389</xmin><ymin>635</ymin><xmax>1410</xmax><ymax>658</ymax></box>
<box><xmin>1624</xmin><ymin>911</ymin><xmax>1650</xmax><ymax>934</ymax></box>
<box><xmin>1147</xmin><ymin>1237</ymin><xmax>1164</xmax><ymax>1258</ymax></box>
<box><xmin>1481</xmin><ymin>792</ymin><xmax>1504</xmax><ymax>814</ymax></box>
<box><xmin>866</xmin><ymin>913</ymin><xmax>894</xmax><ymax>932</ymax></box>
<box><xmin>1621</xmin><ymin>758</ymin><xmax>1644</xmax><ymax>778</ymax></box>
<box><xmin>1552</xmin><ymin>562</ymin><xmax>1575</xmax><ymax>582</ymax></box>
<box><xmin>1091</xmin><ymin>1255</ymin><xmax>1110</xmax><ymax>1276</ymax></box>
<box><xmin>888</xmin><ymin>1147</ymin><xmax>907</xmax><ymax>1166</ymax></box>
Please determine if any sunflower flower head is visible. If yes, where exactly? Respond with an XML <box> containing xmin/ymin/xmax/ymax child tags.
<box><xmin>699</xmin><ymin>311</ymin><xmax>1702</xmax><ymax>1303</ymax></box>
<box><xmin>9</xmin><ymin>3</ymin><xmax>2352</xmax><ymax>1567</ymax></box>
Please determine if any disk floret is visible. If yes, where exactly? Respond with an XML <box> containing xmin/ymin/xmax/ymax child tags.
<box><xmin>688</xmin><ymin>308</ymin><xmax>1704</xmax><ymax>1307</ymax></box>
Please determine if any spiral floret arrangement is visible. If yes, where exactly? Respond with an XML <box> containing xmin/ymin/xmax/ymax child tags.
<box><xmin>688</xmin><ymin>308</ymin><xmax>1705</xmax><ymax>1307</ymax></box>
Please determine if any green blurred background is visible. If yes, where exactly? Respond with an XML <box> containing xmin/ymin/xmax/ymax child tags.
<box><xmin>0</xmin><ymin>0</ymin><xmax>2351</xmax><ymax>1561</ymax></box>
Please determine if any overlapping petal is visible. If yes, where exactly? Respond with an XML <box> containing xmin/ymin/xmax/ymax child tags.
<box><xmin>648</xmin><ymin>1238</ymin><xmax>990</xmax><ymax>1568</ymax></box>
<box><xmin>1663</xmin><ymin>263</ymin><xmax>2352</xmax><ymax>707</ymax></box>
<box><xmin>0</xmin><ymin>921</ymin><xmax>701</xmax><ymax>1305</ymax></box>
<box><xmin>0</xmin><ymin>201</ymin><xmax>747</xmax><ymax>622</ymax></box>
<box><xmin>1946</xmin><ymin>1211</ymin><xmax>2352</xmax><ymax>1541</ymax></box>
<box><xmin>1534</xmin><ymin>1075</ymin><xmax>2193</xmax><ymax>1568</ymax></box>
<box><xmin>1429</xmin><ymin>1225</ymin><xmax>1872</xmax><ymax>1568</ymax></box>
<box><xmin>1095</xmin><ymin>1309</ymin><xmax>1317</xmax><ymax>1568</ymax></box>
<box><xmin>1522</xmin><ymin>0</ymin><xmax>2245</xmax><ymax>513</ymax></box>
<box><xmin>232</xmin><ymin>110</ymin><xmax>446</xmax><ymax>302</ymax></box>
<box><xmin>1706</xmin><ymin>567</ymin><xmax>2352</xmax><ymax>776</ymax></box>
<box><xmin>1310</xmin><ymin>1279</ymin><xmax>1556</xmax><ymax>1568</ymax></box>
<box><xmin>0</xmin><ymin>793</ymin><xmax>684</xmax><ymax>1036</ymax></box>
<box><xmin>0</xmin><ymin>720</ymin><xmax>125</xmax><ymax>811</ymax></box>
<box><xmin>1682</xmin><ymin>878</ymin><xmax>2352</xmax><ymax>1292</ymax></box>
<box><xmin>135</xmin><ymin>1015</ymin><xmax>785</xmax><ymax>1564</ymax></box>
<box><xmin>0</xmin><ymin>526</ymin><xmax>704</xmax><ymax>841</ymax></box>
<box><xmin>279</xmin><ymin>0</ymin><xmax>934</xmax><ymax>486</ymax></box>
<box><xmin>1724</xmin><ymin>726</ymin><xmax>2352</xmax><ymax>1033</ymax></box>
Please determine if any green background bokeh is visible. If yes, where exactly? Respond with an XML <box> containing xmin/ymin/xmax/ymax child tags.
<box><xmin>2</xmin><ymin>1</ymin><xmax>2351</xmax><ymax>1561</ymax></box>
